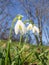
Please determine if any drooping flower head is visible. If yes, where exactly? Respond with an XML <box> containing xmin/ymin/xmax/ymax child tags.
<box><xmin>27</xmin><ymin>23</ymin><xmax>33</xmax><ymax>31</ymax></box>
<box><xmin>32</xmin><ymin>25</ymin><xmax>39</xmax><ymax>33</ymax></box>
<box><xmin>27</xmin><ymin>23</ymin><xmax>39</xmax><ymax>34</ymax></box>
<box><xmin>14</xmin><ymin>20</ymin><xmax>27</xmax><ymax>35</ymax></box>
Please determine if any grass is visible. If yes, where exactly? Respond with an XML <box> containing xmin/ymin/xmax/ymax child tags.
<box><xmin>0</xmin><ymin>40</ymin><xmax>49</xmax><ymax>65</ymax></box>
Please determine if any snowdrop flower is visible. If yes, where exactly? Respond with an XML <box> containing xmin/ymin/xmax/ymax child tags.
<box><xmin>27</xmin><ymin>23</ymin><xmax>33</xmax><ymax>31</ymax></box>
<box><xmin>27</xmin><ymin>23</ymin><xmax>39</xmax><ymax>34</ymax></box>
<box><xmin>32</xmin><ymin>25</ymin><xmax>39</xmax><ymax>33</ymax></box>
<box><xmin>14</xmin><ymin>20</ymin><xmax>27</xmax><ymax>35</ymax></box>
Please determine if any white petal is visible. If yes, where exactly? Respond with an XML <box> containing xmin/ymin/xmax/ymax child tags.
<box><xmin>14</xmin><ymin>23</ymin><xmax>19</xmax><ymax>35</ymax></box>
<box><xmin>33</xmin><ymin>26</ymin><xmax>39</xmax><ymax>33</ymax></box>
<box><xmin>14</xmin><ymin>20</ymin><xmax>27</xmax><ymax>35</ymax></box>
<box><xmin>27</xmin><ymin>24</ymin><xmax>33</xmax><ymax>31</ymax></box>
<box><xmin>32</xmin><ymin>28</ymin><xmax>35</xmax><ymax>33</ymax></box>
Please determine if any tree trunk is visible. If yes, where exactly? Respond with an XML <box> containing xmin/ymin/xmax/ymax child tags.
<box><xmin>38</xmin><ymin>17</ymin><xmax>42</xmax><ymax>45</ymax></box>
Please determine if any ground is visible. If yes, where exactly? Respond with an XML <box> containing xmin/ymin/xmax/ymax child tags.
<box><xmin>0</xmin><ymin>40</ymin><xmax>49</xmax><ymax>65</ymax></box>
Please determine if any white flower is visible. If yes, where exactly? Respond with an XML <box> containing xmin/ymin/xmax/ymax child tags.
<box><xmin>14</xmin><ymin>20</ymin><xmax>27</xmax><ymax>35</ymax></box>
<box><xmin>27</xmin><ymin>23</ymin><xmax>39</xmax><ymax>34</ymax></box>
<box><xmin>32</xmin><ymin>26</ymin><xmax>39</xmax><ymax>33</ymax></box>
<box><xmin>27</xmin><ymin>24</ymin><xmax>33</xmax><ymax>31</ymax></box>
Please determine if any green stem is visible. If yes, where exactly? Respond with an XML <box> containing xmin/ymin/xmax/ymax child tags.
<box><xmin>5</xmin><ymin>16</ymin><xmax>17</xmax><ymax>65</ymax></box>
<box><xmin>9</xmin><ymin>16</ymin><xmax>17</xmax><ymax>40</ymax></box>
<box><xmin>19</xmin><ymin>35</ymin><xmax>22</xmax><ymax>48</ymax></box>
